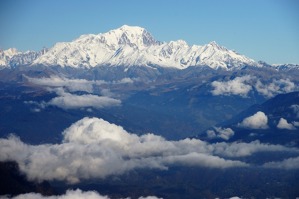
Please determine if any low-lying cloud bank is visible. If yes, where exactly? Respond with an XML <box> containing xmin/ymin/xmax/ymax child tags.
<box><xmin>48</xmin><ymin>90</ymin><xmax>121</xmax><ymax>109</ymax></box>
<box><xmin>211</xmin><ymin>76</ymin><xmax>296</xmax><ymax>98</ymax></box>
<box><xmin>26</xmin><ymin>76</ymin><xmax>135</xmax><ymax>93</ymax></box>
<box><xmin>1</xmin><ymin>189</ymin><xmax>161</xmax><ymax>199</ymax></box>
<box><xmin>25</xmin><ymin>76</ymin><xmax>134</xmax><ymax>110</ymax></box>
<box><xmin>26</xmin><ymin>76</ymin><xmax>105</xmax><ymax>93</ymax></box>
<box><xmin>0</xmin><ymin>189</ymin><xmax>243</xmax><ymax>199</ymax></box>
<box><xmin>0</xmin><ymin>117</ymin><xmax>298</xmax><ymax>184</ymax></box>
<box><xmin>263</xmin><ymin>156</ymin><xmax>299</xmax><ymax>169</ymax></box>
<box><xmin>25</xmin><ymin>88</ymin><xmax>121</xmax><ymax>111</ymax></box>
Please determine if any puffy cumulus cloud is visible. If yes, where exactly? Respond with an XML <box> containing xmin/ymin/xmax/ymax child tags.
<box><xmin>255</xmin><ymin>78</ymin><xmax>296</xmax><ymax>98</ymax></box>
<box><xmin>263</xmin><ymin>156</ymin><xmax>299</xmax><ymax>169</ymax></box>
<box><xmin>0</xmin><ymin>117</ymin><xmax>247</xmax><ymax>183</ymax></box>
<box><xmin>62</xmin><ymin>117</ymin><xmax>131</xmax><ymax>144</ymax></box>
<box><xmin>206</xmin><ymin>127</ymin><xmax>234</xmax><ymax>140</ymax></box>
<box><xmin>238</xmin><ymin>111</ymin><xmax>268</xmax><ymax>129</ymax></box>
<box><xmin>277</xmin><ymin>118</ymin><xmax>296</xmax><ymax>130</ymax></box>
<box><xmin>2</xmin><ymin>189</ymin><xmax>162</xmax><ymax>199</ymax></box>
<box><xmin>1</xmin><ymin>117</ymin><xmax>297</xmax><ymax>184</ymax></box>
<box><xmin>26</xmin><ymin>75</ymin><xmax>106</xmax><ymax>93</ymax></box>
<box><xmin>48</xmin><ymin>91</ymin><xmax>121</xmax><ymax>110</ymax></box>
<box><xmin>211</xmin><ymin>75</ymin><xmax>252</xmax><ymax>97</ymax></box>
<box><xmin>210</xmin><ymin>76</ymin><xmax>297</xmax><ymax>98</ymax></box>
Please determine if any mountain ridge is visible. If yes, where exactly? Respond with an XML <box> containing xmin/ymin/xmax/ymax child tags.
<box><xmin>1</xmin><ymin>25</ymin><xmax>255</xmax><ymax>70</ymax></box>
<box><xmin>1</xmin><ymin>25</ymin><xmax>298</xmax><ymax>71</ymax></box>
<box><xmin>32</xmin><ymin>25</ymin><xmax>257</xmax><ymax>69</ymax></box>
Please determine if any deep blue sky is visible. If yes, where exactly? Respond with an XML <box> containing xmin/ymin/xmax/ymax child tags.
<box><xmin>0</xmin><ymin>0</ymin><xmax>298</xmax><ymax>64</ymax></box>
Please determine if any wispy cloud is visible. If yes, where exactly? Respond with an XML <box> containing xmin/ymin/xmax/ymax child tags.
<box><xmin>26</xmin><ymin>76</ymin><xmax>136</xmax><ymax>93</ymax></box>
<box><xmin>48</xmin><ymin>90</ymin><xmax>121</xmax><ymax>109</ymax></box>
<box><xmin>2</xmin><ymin>189</ymin><xmax>162</xmax><ymax>199</ymax></box>
<box><xmin>263</xmin><ymin>156</ymin><xmax>299</xmax><ymax>169</ymax></box>
<box><xmin>24</xmin><ymin>87</ymin><xmax>121</xmax><ymax>110</ymax></box>
<box><xmin>26</xmin><ymin>75</ymin><xmax>106</xmax><ymax>93</ymax></box>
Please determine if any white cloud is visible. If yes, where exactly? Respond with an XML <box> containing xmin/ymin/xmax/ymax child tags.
<box><xmin>290</xmin><ymin>104</ymin><xmax>299</xmax><ymax>118</ymax></box>
<box><xmin>25</xmin><ymin>76</ymin><xmax>124</xmax><ymax>110</ymax></box>
<box><xmin>48</xmin><ymin>91</ymin><xmax>121</xmax><ymax>109</ymax></box>
<box><xmin>263</xmin><ymin>156</ymin><xmax>299</xmax><ymax>169</ymax></box>
<box><xmin>238</xmin><ymin>111</ymin><xmax>268</xmax><ymax>129</ymax></box>
<box><xmin>113</xmin><ymin>77</ymin><xmax>134</xmax><ymax>84</ymax></box>
<box><xmin>211</xmin><ymin>76</ymin><xmax>297</xmax><ymax>98</ymax></box>
<box><xmin>26</xmin><ymin>75</ymin><xmax>105</xmax><ymax>93</ymax></box>
<box><xmin>0</xmin><ymin>117</ymin><xmax>246</xmax><ymax>183</ymax></box>
<box><xmin>293</xmin><ymin>121</ymin><xmax>299</xmax><ymax>127</ymax></box>
<box><xmin>211</xmin><ymin>140</ymin><xmax>294</xmax><ymax>158</ymax></box>
<box><xmin>1</xmin><ymin>117</ymin><xmax>297</xmax><ymax>184</ymax></box>
<box><xmin>211</xmin><ymin>75</ymin><xmax>252</xmax><ymax>97</ymax></box>
<box><xmin>277</xmin><ymin>118</ymin><xmax>296</xmax><ymax>130</ymax></box>
<box><xmin>255</xmin><ymin>78</ymin><xmax>295</xmax><ymax>98</ymax></box>
<box><xmin>26</xmin><ymin>76</ymin><xmax>136</xmax><ymax>94</ymax></box>
<box><xmin>2</xmin><ymin>189</ymin><xmax>162</xmax><ymax>199</ymax></box>
<box><xmin>207</xmin><ymin>127</ymin><xmax>234</xmax><ymax>140</ymax></box>
<box><xmin>25</xmin><ymin>89</ymin><xmax>121</xmax><ymax>110</ymax></box>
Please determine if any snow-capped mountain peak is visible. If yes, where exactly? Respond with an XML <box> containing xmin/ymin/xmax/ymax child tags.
<box><xmin>31</xmin><ymin>25</ymin><xmax>258</xmax><ymax>69</ymax></box>
<box><xmin>0</xmin><ymin>48</ymin><xmax>48</xmax><ymax>68</ymax></box>
<box><xmin>206</xmin><ymin>41</ymin><xmax>227</xmax><ymax>51</ymax></box>
<box><xmin>1</xmin><ymin>25</ymin><xmax>260</xmax><ymax>70</ymax></box>
<box><xmin>74</xmin><ymin>25</ymin><xmax>159</xmax><ymax>51</ymax></box>
<box><xmin>3</xmin><ymin>48</ymin><xmax>19</xmax><ymax>56</ymax></box>
<box><xmin>0</xmin><ymin>48</ymin><xmax>19</xmax><ymax>66</ymax></box>
<box><xmin>102</xmin><ymin>25</ymin><xmax>160</xmax><ymax>48</ymax></box>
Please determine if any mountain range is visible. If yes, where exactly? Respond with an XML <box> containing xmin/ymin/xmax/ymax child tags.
<box><xmin>1</xmin><ymin>25</ymin><xmax>299</xmax><ymax>199</ymax></box>
<box><xmin>1</xmin><ymin>25</ymin><xmax>298</xmax><ymax>71</ymax></box>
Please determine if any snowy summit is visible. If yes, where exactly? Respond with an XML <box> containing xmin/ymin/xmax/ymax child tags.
<box><xmin>3</xmin><ymin>25</ymin><xmax>257</xmax><ymax>70</ymax></box>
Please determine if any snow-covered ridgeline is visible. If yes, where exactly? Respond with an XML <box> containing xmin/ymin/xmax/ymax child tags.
<box><xmin>32</xmin><ymin>25</ymin><xmax>256</xmax><ymax>69</ymax></box>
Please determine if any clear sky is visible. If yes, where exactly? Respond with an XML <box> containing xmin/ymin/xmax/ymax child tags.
<box><xmin>0</xmin><ymin>0</ymin><xmax>298</xmax><ymax>64</ymax></box>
